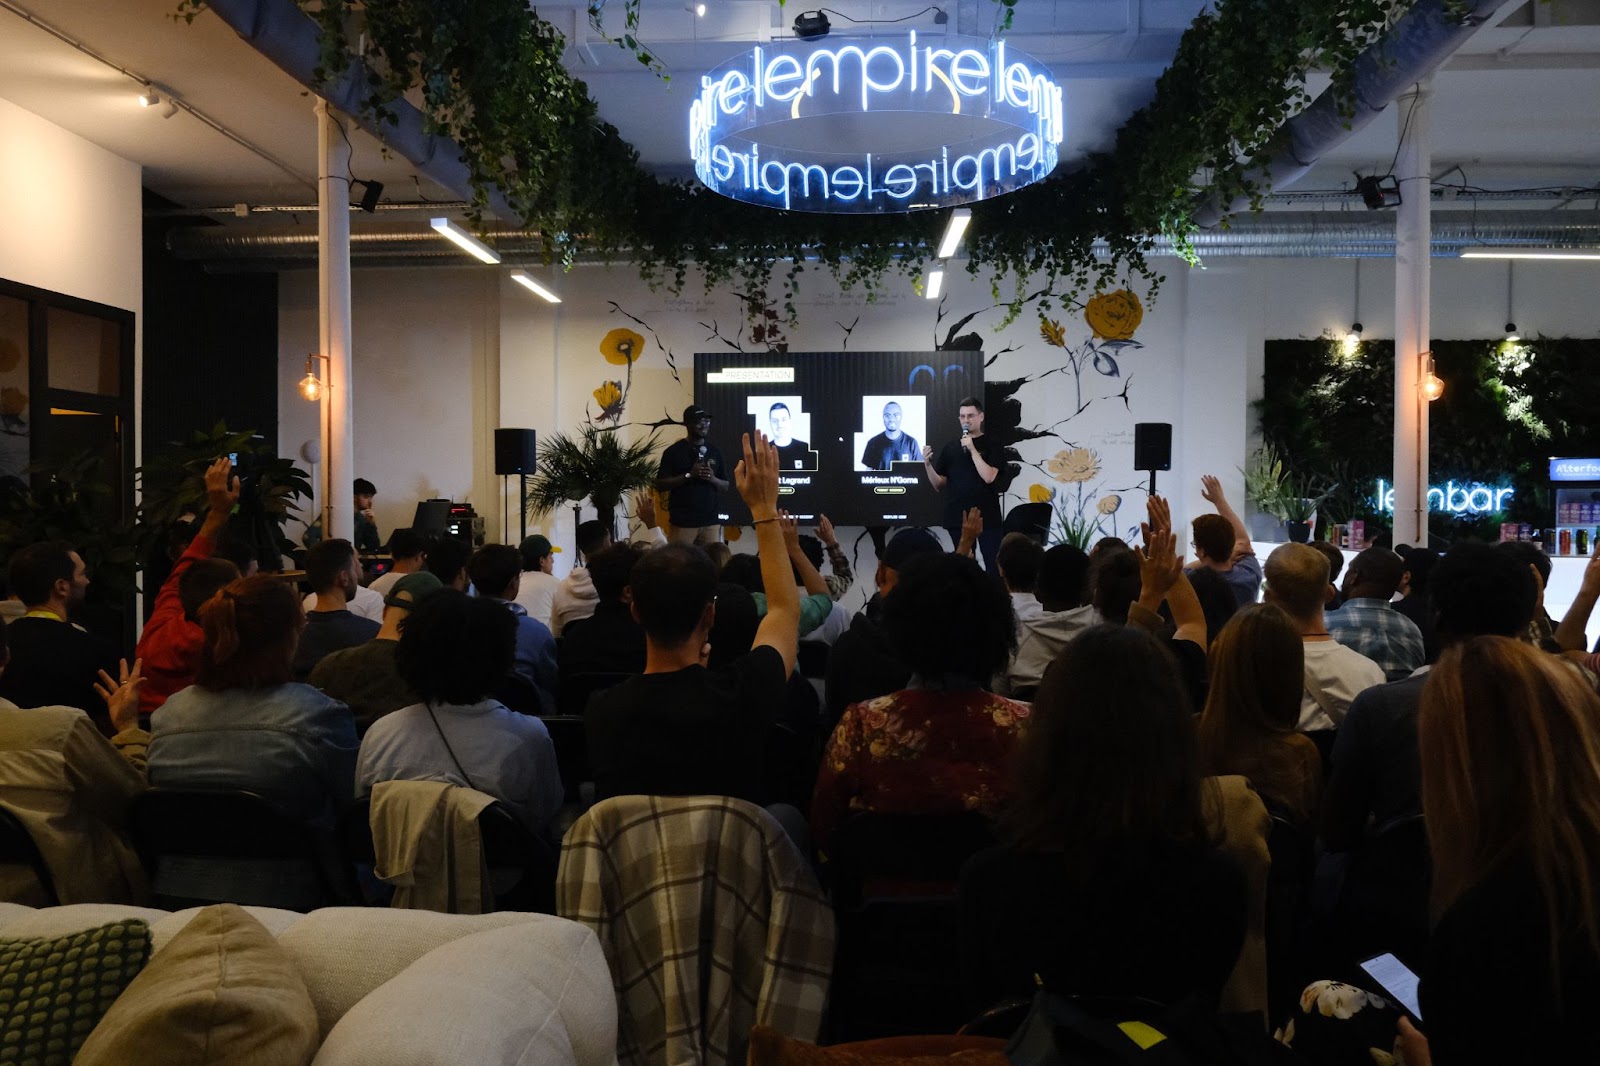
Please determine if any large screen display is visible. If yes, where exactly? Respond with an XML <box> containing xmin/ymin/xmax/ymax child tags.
<box><xmin>693</xmin><ymin>350</ymin><xmax>984</xmax><ymax>526</ymax></box>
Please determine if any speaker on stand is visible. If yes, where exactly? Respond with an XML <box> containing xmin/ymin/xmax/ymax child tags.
<box><xmin>1133</xmin><ymin>423</ymin><xmax>1172</xmax><ymax>496</ymax></box>
<box><xmin>494</xmin><ymin>429</ymin><xmax>539</xmax><ymax>542</ymax></box>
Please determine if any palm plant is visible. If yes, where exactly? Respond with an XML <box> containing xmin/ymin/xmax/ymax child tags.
<box><xmin>525</xmin><ymin>424</ymin><xmax>661</xmax><ymax>533</ymax></box>
<box><xmin>1241</xmin><ymin>443</ymin><xmax>1289</xmax><ymax>520</ymax></box>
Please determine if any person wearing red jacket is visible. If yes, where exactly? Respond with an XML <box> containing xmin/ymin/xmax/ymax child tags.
<box><xmin>134</xmin><ymin>457</ymin><xmax>242</xmax><ymax>720</ymax></box>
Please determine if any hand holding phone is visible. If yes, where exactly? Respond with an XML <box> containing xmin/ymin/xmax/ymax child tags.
<box><xmin>1360</xmin><ymin>953</ymin><xmax>1423</xmax><ymax>1022</ymax></box>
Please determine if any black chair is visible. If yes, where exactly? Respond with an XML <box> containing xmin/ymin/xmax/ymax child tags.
<box><xmin>0</xmin><ymin>805</ymin><xmax>58</xmax><ymax>906</ymax></box>
<box><xmin>556</xmin><ymin>671</ymin><xmax>632</xmax><ymax>716</ymax></box>
<box><xmin>824</xmin><ymin>811</ymin><xmax>998</xmax><ymax>1041</ymax></box>
<box><xmin>539</xmin><ymin>715</ymin><xmax>592</xmax><ymax>804</ymax></box>
<box><xmin>344</xmin><ymin>795</ymin><xmax>557</xmax><ymax>913</ymax></box>
<box><xmin>496</xmin><ymin>673</ymin><xmax>547</xmax><ymax>716</ymax></box>
<box><xmin>130</xmin><ymin>788</ymin><xmax>360</xmax><ymax>911</ymax></box>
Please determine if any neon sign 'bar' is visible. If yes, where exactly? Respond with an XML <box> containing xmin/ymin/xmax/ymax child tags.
<box><xmin>1374</xmin><ymin>478</ymin><xmax>1516</xmax><ymax>515</ymax></box>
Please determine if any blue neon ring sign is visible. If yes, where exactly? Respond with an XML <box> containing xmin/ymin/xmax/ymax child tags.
<box><xmin>688</xmin><ymin>33</ymin><xmax>1064</xmax><ymax>213</ymax></box>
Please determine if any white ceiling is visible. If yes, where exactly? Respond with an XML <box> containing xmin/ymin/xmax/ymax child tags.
<box><xmin>0</xmin><ymin>0</ymin><xmax>1596</xmax><ymax>212</ymax></box>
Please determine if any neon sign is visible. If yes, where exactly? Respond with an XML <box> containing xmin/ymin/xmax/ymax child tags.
<box><xmin>687</xmin><ymin>33</ymin><xmax>1064</xmax><ymax>213</ymax></box>
<box><xmin>1375</xmin><ymin>478</ymin><xmax>1515</xmax><ymax>516</ymax></box>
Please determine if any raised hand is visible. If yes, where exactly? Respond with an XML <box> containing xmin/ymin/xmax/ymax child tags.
<box><xmin>96</xmin><ymin>658</ymin><xmax>144</xmax><ymax>734</ymax></box>
<box><xmin>632</xmin><ymin>489</ymin><xmax>658</xmax><ymax>529</ymax></box>
<box><xmin>956</xmin><ymin>507</ymin><xmax>984</xmax><ymax>557</ymax></box>
<box><xmin>1146</xmin><ymin>493</ymin><xmax>1173</xmax><ymax>536</ymax></box>
<box><xmin>734</xmin><ymin>430</ymin><xmax>780</xmax><ymax>520</ymax></box>
<box><xmin>778</xmin><ymin>510</ymin><xmax>801</xmax><ymax>551</ymax></box>
<box><xmin>816</xmin><ymin>514</ymin><xmax>837</xmax><ymax>548</ymax></box>
<box><xmin>1134</xmin><ymin>521</ymin><xmax>1183</xmax><ymax>601</ymax></box>
<box><xmin>206</xmin><ymin>455</ymin><xmax>240</xmax><ymax>514</ymax></box>
<box><xmin>922</xmin><ymin>445</ymin><xmax>935</xmax><ymax>462</ymax></box>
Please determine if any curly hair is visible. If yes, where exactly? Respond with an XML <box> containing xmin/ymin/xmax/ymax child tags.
<box><xmin>396</xmin><ymin>590</ymin><xmax>516</xmax><ymax>705</ymax></box>
<box><xmin>883</xmin><ymin>551</ymin><xmax>1016</xmax><ymax>683</ymax></box>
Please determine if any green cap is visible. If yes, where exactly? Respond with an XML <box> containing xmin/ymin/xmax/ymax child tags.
<box><xmin>384</xmin><ymin>570</ymin><xmax>445</xmax><ymax>610</ymax></box>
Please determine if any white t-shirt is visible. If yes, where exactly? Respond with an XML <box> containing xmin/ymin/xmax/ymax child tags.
<box><xmin>513</xmin><ymin>570</ymin><xmax>561</xmax><ymax>629</ymax></box>
<box><xmin>303</xmin><ymin>583</ymin><xmax>386</xmax><ymax>623</ymax></box>
<box><xmin>367</xmin><ymin>570</ymin><xmax>405</xmax><ymax>599</ymax></box>
<box><xmin>1298</xmin><ymin>639</ymin><xmax>1387</xmax><ymax>732</ymax></box>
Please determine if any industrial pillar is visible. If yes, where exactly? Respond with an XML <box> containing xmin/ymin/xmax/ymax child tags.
<box><xmin>317</xmin><ymin>100</ymin><xmax>354</xmax><ymax>542</ymax></box>
<box><xmin>1392</xmin><ymin>80</ymin><xmax>1432</xmax><ymax>548</ymax></box>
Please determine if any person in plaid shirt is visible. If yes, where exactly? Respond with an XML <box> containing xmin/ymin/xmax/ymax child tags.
<box><xmin>1326</xmin><ymin>548</ymin><xmax>1426</xmax><ymax>681</ymax></box>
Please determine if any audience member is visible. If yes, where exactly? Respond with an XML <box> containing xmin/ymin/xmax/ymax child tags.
<box><xmin>1498</xmin><ymin>539</ymin><xmax>1558</xmax><ymax>647</ymax></box>
<box><xmin>585</xmin><ymin>431</ymin><xmax>798</xmax><ymax>805</ymax></box>
<box><xmin>1263</xmin><ymin>543</ymin><xmax>1385</xmax><ymax>733</ymax></box>
<box><xmin>1184</xmin><ymin>566</ymin><xmax>1241</xmax><ymax>645</ymax></box>
<box><xmin>1198</xmin><ymin>605</ymin><xmax>1323</xmax><ymax>824</ymax></box>
<box><xmin>309</xmin><ymin>571</ymin><xmax>443</xmax><ymax>733</ymax></box>
<box><xmin>823</xmin><ymin>528</ymin><xmax>942</xmax><ymax>725</ymax></box>
<box><xmin>559</xmin><ymin>542</ymin><xmax>647</xmax><ymax>678</ymax></box>
<box><xmin>1553</xmin><ymin>552</ymin><xmax>1600</xmax><ymax>666</ymax></box>
<box><xmin>1326</xmin><ymin>547</ymin><xmax>1426</xmax><ymax>680</ymax></box>
<box><xmin>1124</xmin><ymin>497</ymin><xmax>1211</xmax><ymax>708</ymax></box>
<box><xmin>704</xmin><ymin>541</ymin><xmax>733</xmax><ymax>576</ymax></box>
<box><xmin>1309</xmin><ymin>540</ymin><xmax>1346</xmax><ymax>612</ymax></box>
<box><xmin>424</xmin><ymin>535</ymin><xmax>471</xmax><ymax>592</ymax></box>
<box><xmin>550</xmin><ymin>520</ymin><xmax>613</xmax><ymax>636</ymax></box>
<box><xmin>0</xmin><ymin>541</ymin><xmax>119</xmax><ymax>734</ymax></box>
<box><xmin>467</xmin><ymin>543</ymin><xmax>558</xmax><ymax>709</ymax></box>
<box><xmin>1087</xmin><ymin>536</ymin><xmax>1128</xmax><ymax>564</ymax></box>
<box><xmin>725</xmin><ymin>530</ymin><xmax>848</xmax><ymax>644</ymax></box>
<box><xmin>367</xmin><ymin>527</ymin><xmax>427</xmax><ymax>599</ymax></box>
<box><xmin>136</xmin><ymin>457</ymin><xmax>242</xmax><ymax>720</ymax></box>
<box><xmin>961</xmin><ymin>624</ymin><xmax>1246</xmax><ymax>1012</ymax></box>
<box><xmin>998</xmin><ymin>543</ymin><xmax>1097</xmax><ymax>697</ymax></box>
<box><xmin>357</xmin><ymin>590</ymin><xmax>563</xmax><ymax>833</ymax></box>
<box><xmin>300</xmin><ymin>540</ymin><xmax>385</xmax><ymax>622</ymax></box>
<box><xmin>512</xmin><ymin>533</ymin><xmax>561</xmax><ymax>628</ymax></box>
<box><xmin>1190</xmin><ymin>474</ymin><xmax>1261</xmax><ymax>607</ymax></box>
<box><xmin>293</xmin><ymin>539</ymin><xmax>381</xmax><ymax>680</ymax></box>
<box><xmin>810</xmin><ymin>550</ymin><xmax>1027</xmax><ymax>855</ymax></box>
<box><xmin>808</xmin><ymin>514</ymin><xmax>854</xmax><ymax>601</ymax></box>
<box><xmin>149</xmin><ymin>576</ymin><xmax>357</xmax><ymax>909</ymax></box>
<box><xmin>1396</xmin><ymin>637</ymin><xmax>1600</xmax><ymax>1063</ymax></box>
<box><xmin>1392</xmin><ymin>545</ymin><xmax>1441</xmax><ymax>663</ymax></box>
<box><xmin>1322</xmin><ymin>541</ymin><xmax>1537</xmax><ymax>852</ymax></box>
<box><xmin>996</xmin><ymin>533</ymin><xmax>1045</xmax><ymax>625</ymax></box>
<box><xmin>0</xmin><ymin>620</ymin><xmax>149</xmax><ymax>904</ymax></box>
<box><xmin>1089</xmin><ymin>548</ymin><xmax>1141</xmax><ymax>625</ymax></box>
<box><xmin>213</xmin><ymin>528</ymin><xmax>261</xmax><ymax>578</ymax></box>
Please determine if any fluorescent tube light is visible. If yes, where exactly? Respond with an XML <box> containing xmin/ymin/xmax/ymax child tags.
<box><xmin>510</xmin><ymin>270</ymin><xmax>562</xmax><ymax>304</ymax></box>
<box><xmin>430</xmin><ymin>217</ymin><xmax>501</xmax><ymax>264</ymax></box>
<box><xmin>925</xmin><ymin>269</ymin><xmax>944</xmax><ymax>300</ymax></box>
<box><xmin>936</xmin><ymin>208</ymin><xmax>972</xmax><ymax>259</ymax></box>
<box><xmin>1459</xmin><ymin>248</ymin><xmax>1600</xmax><ymax>261</ymax></box>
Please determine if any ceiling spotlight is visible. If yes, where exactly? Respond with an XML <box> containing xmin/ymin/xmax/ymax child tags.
<box><xmin>1354</xmin><ymin>174</ymin><xmax>1400</xmax><ymax>210</ymax></box>
<box><xmin>793</xmin><ymin>10</ymin><xmax>830</xmax><ymax>39</ymax></box>
<box><xmin>429</xmin><ymin>217</ymin><xmax>501</xmax><ymax>264</ymax></box>
<box><xmin>1505</xmin><ymin>322</ymin><xmax>1521</xmax><ymax>343</ymax></box>
<box><xmin>685</xmin><ymin>0</ymin><xmax>705</xmax><ymax>14</ymax></box>
<box><xmin>138</xmin><ymin>86</ymin><xmax>178</xmax><ymax>118</ymax></box>
<box><xmin>510</xmin><ymin>270</ymin><xmax>562</xmax><ymax>304</ymax></box>
<box><xmin>925</xmin><ymin>269</ymin><xmax>944</xmax><ymax>300</ymax></box>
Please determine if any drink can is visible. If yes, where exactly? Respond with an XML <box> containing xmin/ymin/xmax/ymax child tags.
<box><xmin>1579</xmin><ymin>529</ymin><xmax>1591</xmax><ymax>556</ymax></box>
<box><xmin>1543</xmin><ymin>529</ymin><xmax>1556</xmax><ymax>551</ymax></box>
<box><xmin>1348</xmin><ymin>520</ymin><xmax>1364</xmax><ymax>548</ymax></box>
<box><xmin>1501</xmin><ymin>523</ymin><xmax>1518</xmax><ymax>542</ymax></box>
<box><xmin>1561</xmin><ymin>529</ymin><xmax>1573</xmax><ymax>555</ymax></box>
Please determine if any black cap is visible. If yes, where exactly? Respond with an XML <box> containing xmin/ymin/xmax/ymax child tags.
<box><xmin>683</xmin><ymin>404</ymin><xmax>710</xmax><ymax>423</ymax></box>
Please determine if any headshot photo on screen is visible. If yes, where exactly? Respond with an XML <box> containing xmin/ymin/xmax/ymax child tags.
<box><xmin>855</xmin><ymin>396</ymin><xmax>926</xmax><ymax>471</ymax></box>
<box><xmin>748</xmin><ymin>396</ymin><xmax>817</xmax><ymax>471</ymax></box>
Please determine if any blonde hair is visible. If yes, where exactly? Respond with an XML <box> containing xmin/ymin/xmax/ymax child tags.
<box><xmin>1263</xmin><ymin>543</ymin><xmax>1330</xmax><ymax>619</ymax></box>
<box><xmin>1420</xmin><ymin>637</ymin><xmax>1600</xmax><ymax>976</ymax></box>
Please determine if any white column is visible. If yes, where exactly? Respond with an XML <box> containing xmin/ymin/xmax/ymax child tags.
<box><xmin>317</xmin><ymin>100</ymin><xmax>354</xmax><ymax>542</ymax></box>
<box><xmin>1392</xmin><ymin>80</ymin><xmax>1432</xmax><ymax>548</ymax></box>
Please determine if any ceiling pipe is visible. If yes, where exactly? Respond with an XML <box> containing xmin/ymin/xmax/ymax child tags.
<box><xmin>200</xmin><ymin>0</ymin><xmax>515</xmax><ymax>219</ymax></box>
<box><xmin>1191</xmin><ymin>0</ymin><xmax>1518</xmax><ymax>228</ymax></box>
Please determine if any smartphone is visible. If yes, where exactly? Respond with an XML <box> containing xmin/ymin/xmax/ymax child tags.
<box><xmin>227</xmin><ymin>452</ymin><xmax>238</xmax><ymax>464</ymax></box>
<box><xmin>1359</xmin><ymin>952</ymin><xmax>1423</xmax><ymax>1022</ymax></box>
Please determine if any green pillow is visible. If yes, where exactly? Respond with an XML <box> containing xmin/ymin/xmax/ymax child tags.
<box><xmin>0</xmin><ymin>919</ymin><xmax>152</xmax><ymax>1066</ymax></box>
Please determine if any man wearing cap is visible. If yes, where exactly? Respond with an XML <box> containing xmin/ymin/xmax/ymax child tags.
<box><xmin>823</xmin><ymin>528</ymin><xmax>945</xmax><ymax>726</ymax></box>
<box><xmin>514</xmin><ymin>533</ymin><xmax>561</xmax><ymax>629</ymax></box>
<box><xmin>367</xmin><ymin>528</ymin><xmax>427</xmax><ymax>600</ymax></box>
<box><xmin>655</xmin><ymin>404</ymin><xmax>728</xmax><ymax>546</ymax></box>
<box><xmin>309</xmin><ymin>570</ymin><xmax>443</xmax><ymax>734</ymax></box>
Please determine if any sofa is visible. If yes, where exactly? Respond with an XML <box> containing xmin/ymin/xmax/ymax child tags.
<box><xmin>0</xmin><ymin>902</ymin><xmax>618</xmax><ymax>1066</ymax></box>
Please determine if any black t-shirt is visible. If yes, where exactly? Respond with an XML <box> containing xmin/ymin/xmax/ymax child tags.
<box><xmin>292</xmin><ymin>610</ymin><xmax>380</xmax><ymax>681</ymax></box>
<box><xmin>658</xmin><ymin>438</ymin><xmax>727</xmax><ymax>527</ymax></box>
<box><xmin>0</xmin><ymin>616</ymin><xmax>119</xmax><ymax>735</ymax></box>
<box><xmin>585</xmin><ymin>645</ymin><xmax>785</xmax><ymax>804</ymax></box>
<box><xmin>933</xmin><ymin>435</ymin><xmax>1005</xmax><ymax>526</ymax></box>
<box><xmin>860</xmin><ymin>432</ymin><xmax>922</xmax><ymax>470</ymax></box>
<box><xmin>774</xmin><ymin>440</ymin><xmax>812</xmax><ymax>471</ymax></box>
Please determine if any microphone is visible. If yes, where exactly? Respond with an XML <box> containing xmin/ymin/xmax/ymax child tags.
<box><xmin>696</xmin><ymin>443</ymin><xmax>707</xmax><ymax>462</ymax></box>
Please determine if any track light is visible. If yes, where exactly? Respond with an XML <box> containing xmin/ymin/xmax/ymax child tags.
<box><xmin>429</xmin><ymin>218</ymin><xmax>501</xmax><ymax>264</ymax></box>
<box><xmin>793</xmin><ymin>10</ymin><xmax>830</xmax><ymax>39</ymax></box>
<box><xmin>510</xmin><ymin>270</ymin><xmax>562</xmax><ymax>304</ymax></box>
<box><xmin>1504</xmin><ymin>322</ymin><xmax>1520</xmax><ymax>343</ymax></box>
<box><xmin>138</xmin><ymin>85</ymin><xmax>178</xmax><ymax>118</ymax></box>
<box><xmin>936</xmin><ymin>208</ymin><xmax>972</xmax><ymax>260</ymax></box>
<box><xmin>925</xmin><ymin>269</ymin><xmax>944</xmax><ymax>300</ymax></box>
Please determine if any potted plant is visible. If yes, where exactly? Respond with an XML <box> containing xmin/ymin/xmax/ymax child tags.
<box><xmin>525</xmin><ymin>424</ymin><xmax>661</xmax><ymax>537</ymax></box>
<box><xmin>1280</xmin><ymin>474</ymin><xmax>1338</xmax><ymax>544</ymax></box>
<box><xmin>1241</xmin><ymin>443</ymin><xmax>1289</xmax><ymax>539</ymax></box>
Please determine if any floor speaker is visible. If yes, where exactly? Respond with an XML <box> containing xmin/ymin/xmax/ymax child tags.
<box><xmin>1133</xmin><ymin>423</ymin><xmax>1172</xmax><ymax>471</ymax></box>
<box><xmin>494</xmin><ymin>428</ymin><xmax>538</xmax><ymax>475</ymax></box>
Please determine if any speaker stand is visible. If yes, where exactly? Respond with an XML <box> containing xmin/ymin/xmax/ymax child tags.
<box><xmin>1145</xmin><ymin>469</ymin><xmax>1158</xmax><ymax>497</ymax></box>
<box><xmin>519</xmin><ymin>474</ymin><xmax>529</xmax><ymax>542</ymax></box>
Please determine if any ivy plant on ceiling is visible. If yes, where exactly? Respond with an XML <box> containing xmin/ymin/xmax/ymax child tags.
<box><xmin>180</xmin><ymin>0</ymin><xmax>1436</xmax><ymax>320</ymax></box>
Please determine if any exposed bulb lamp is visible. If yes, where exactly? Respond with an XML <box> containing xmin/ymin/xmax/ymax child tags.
<box><xmin>925</xmin><ymin>269</ymin><xmax>944</xmax><ymax>300</ymax></box>
<box><xmin>1343</xmin><ymin>322</ymin><xmax>1363</xmax><ymax>355</ymax></box>
<box><xmin>936</xmin><ymin>208</ymin><xmax>972</xmax><ymax>259</ymax></box>
<box><xmin>1505</xmin><ymin>323</ymin><xmax>1520</xmax><ymax>343</ymax></box>
<box><xmin>299</xmin><ymin>353</ymin><xmax>328</xmax><ymax>402</ymax></box>
<box><xmin>510</xmin><ymin>270</ymin><xmax>562</xmax><ymax>304</ymax></box>
<box><xmin>429</xmin><ymin>217</ymin><xmax>501</xmax><ymax>264</ymax></box>
<box><xmin>1420</xmin><ymin>352</ymin><xmax>1444</xmax><ymax>402</ymax></box>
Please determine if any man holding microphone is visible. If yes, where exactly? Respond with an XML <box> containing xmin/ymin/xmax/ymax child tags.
<box><xmin>924</xmin><ymin>397</ymin><xmax>1004</xmax><ymax>570</ymax></box>
<box><xmin>656</xmin><ymin>404</ymin><xmax>729</xmax><ymax>546</ymax></box>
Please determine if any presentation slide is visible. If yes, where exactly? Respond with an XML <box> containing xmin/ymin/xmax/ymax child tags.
<box><xmin>694</xmin><ymin>350</ymin><xmax>984</xmax><ymax>526</ymax></box>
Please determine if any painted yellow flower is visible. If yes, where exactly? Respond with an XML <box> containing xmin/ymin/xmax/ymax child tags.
<box><xmin>592</xmin><ymin>380</ymin><xmax>624</xmax><ymax>422</ymax></box>
<box><xmin>600</xmin><ymin>327</ymin><xmax>645</xmax><ymax>365</ymax></box>
<box><xmin>1027</xmin><ymin>483</ymin><xmax>1054</xmax><ymax>504</ymax></box>
<box><xmin>1097</xmin><ymin>494</ymin><xmax>1122</xmax><ymax>515</ymax></box>
<box><xmin>1085</xmin><ymin>289</ymin><xmax>1143</xmax><ymax>341</ymax></box>
<box><xmin>1046</xmin><ymin>447</ymin><xmax>1100</xmax><ymax>484</ymax></box>
<box><xmin>1039</xmin><ymin>318</ymin><xmax>1067</xmax><ymax>348</ymax></box>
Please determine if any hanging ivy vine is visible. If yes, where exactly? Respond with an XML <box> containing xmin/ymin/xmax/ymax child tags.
<box><xmin>179</xmin><ymin>0</ymin><xmax>1451</xmax><ymax>320</ymax></box>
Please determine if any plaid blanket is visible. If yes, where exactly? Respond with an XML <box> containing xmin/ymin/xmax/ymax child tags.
<box><xmin>558</xmin><ymin>796</ymin><xmax>834</xmax><ymax>1066</ymax></box>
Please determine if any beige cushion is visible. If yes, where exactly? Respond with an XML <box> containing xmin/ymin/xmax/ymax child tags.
<box><xmin>0</xmin><ymin>903</ymin><xmax>172</xmax><ymax>941</ymax></box>
<box><xmin>75</xmin><ymin>904</ymin><xmax>320</xmax><ymax>1066</ymax></box>
<box><xmin>311</xmin><ymin>921</ymin><xmax>616</xmax><ymax>1066</ymax></box>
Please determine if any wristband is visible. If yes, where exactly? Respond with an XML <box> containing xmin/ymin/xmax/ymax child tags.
<box><xmin>752</xmin><ymin>516</ymin><xmax>779</xmax><ymax>526</ymax></box>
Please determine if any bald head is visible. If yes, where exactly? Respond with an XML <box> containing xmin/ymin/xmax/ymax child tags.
<box><xmin>1344</xmin><ymin>547</ymin><xmax>1407</xmax><ymax>600</ymax></box>
<box><xmin>1264</xmin><ymin>543</ymin><xmax>1332</xmax><ymax>620</ymax></box>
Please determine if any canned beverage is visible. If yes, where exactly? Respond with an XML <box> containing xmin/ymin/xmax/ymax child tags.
<box><xmin>1579</xmin><ymin>529</ymin><xmax>1591</xmax><ymax>556</ymax></box>
<box><xmin>1560</xmin><ymin>529</ymin><xmax>1573</xmax><ymax>555</ymax></box>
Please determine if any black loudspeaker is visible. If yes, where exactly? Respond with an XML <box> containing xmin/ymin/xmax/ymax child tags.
<box><xmin>1133</xmin><ymin>423</ymin><xmax>1172</xmax><ymax>471</ymax></box>
<box><xmin>494</xmin><ymin>428</ymin><xmax>538</xmax><ymax>475</ymax></box>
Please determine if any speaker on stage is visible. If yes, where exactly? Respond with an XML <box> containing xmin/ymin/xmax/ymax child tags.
<box><xmin>1133</xmin><ymin>423</ymin><xmax>1172</xmax><ymax>471</ymax></box>
<box><xmin>494</xmin><ymin>428</ymin><xmax>538</xmax><ymax>475</ymax></box>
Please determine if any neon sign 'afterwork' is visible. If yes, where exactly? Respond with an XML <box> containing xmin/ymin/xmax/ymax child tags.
<box><xmin>688</xmin><ymin>33</ymin><xmax>1065</xmax><ymax>213</ymax></box>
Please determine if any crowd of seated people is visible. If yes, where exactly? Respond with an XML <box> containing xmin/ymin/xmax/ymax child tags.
<box><xmin>4</xmin><ymin>441</ymin><xmax>1600</xmax><ymax>1065</ymax></box>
